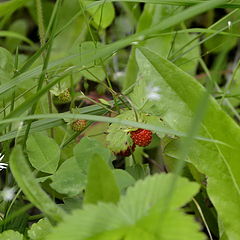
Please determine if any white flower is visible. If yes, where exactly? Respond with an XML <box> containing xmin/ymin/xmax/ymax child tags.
<box><xmin>1</xmin><ymin>187</ymin><xmax>16</xmax><ymax>201</ymax></box>
<box><xmin>113</xmin><ymin>71</ymin><xmax>125</xmax><ymax>80</ymax></box>
<box><xmin>146</xmin><ymin>85</ymin><xmax>161</xmax><ymax>100</ymax></box>
<box><xmin>0</xmin><ymin>153</ymin><xmax>7</xmax><ymax>171</ymax></box>
<box><xmin>228</xmin><ymin>21</ymin><xmax>232</xmax><ymax>30</ymax></box>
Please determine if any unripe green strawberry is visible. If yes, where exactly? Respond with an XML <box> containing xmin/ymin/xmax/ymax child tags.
<box><xmin>71</xmin><ymin>119</ymin><xmax>87</xmax><ymax>132</ymax></box>
<box><xmin>130</xmin><ymin>129</ymin><xmax>152</xmax><ymax>147</ymax></box>
<box><xmin>52</xmin><ymin>89</ymin><xmax>71</xmax><ymax>105</ymax></box>
<box><xmin>57</xmin><ymin>89</ymin><xmax>71</xmax><ymax>104</ymax></box>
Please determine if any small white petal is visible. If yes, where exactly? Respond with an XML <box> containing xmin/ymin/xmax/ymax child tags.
<box><xmin>146</xmin><ymin>84</ymin><xmax>161</xmax><ymax>100</ymax></box>
<box><xmin>131</xmin><ymin>41</ymin><xmax>139</xmax><ymax>45</ymax></box>
<box><xmin>228</xmin><ymin>21</ymin><xmax>232</xmax><ymax>30</ymax></box>
<box><xmin>1</xmin><ymin>187</ymin><xmax>16</xmax><ymax>201</ymax></box>
<box><xmin>148</xmin><ymin>92</ymin><xmax>161</xmax><ymax>100</ymax></box>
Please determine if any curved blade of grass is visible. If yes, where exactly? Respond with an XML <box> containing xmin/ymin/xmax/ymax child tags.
<box><xmin>0</xmin><ymin>103</ymin><xmax>110</xmax><ymax>142</ymax></box>
<box><xmin>0</xmin><ymin>112</ymin><xmax>229</xmax><ymax>146</ymax></box>
<box><xmin>0</xmin><ymin>0</ymin><xmax>31</xmax><ymax>17</ymax></box>
<box><xmin>0</xmin><ymin>31</ymin><xmax>34</xmax><ymax>45</ymax></box>
<box><xmin>0</xmin><ymin>0</ymin><xmax>227</xmax><ymax>96</ymax></box>
<box><xmin>10</xmin><ymin>145</ymin><xmax>66</xmax><ymax>223</ymax></box>
<box><xmin>87</xmin><ymin>0</ymin><xmax>240</xmax><ymax>9</ymax></box>
<box><xmin>0</xmin><ymin>73</ymin><xmax>70</xmax><ymax>132</ymax></box>
<box><xmin>103</xmin><ymin>0</ymin><xmax>240</xmax><ymax>8</ymax></box>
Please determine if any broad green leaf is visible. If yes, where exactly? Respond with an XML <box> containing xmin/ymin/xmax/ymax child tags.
<box><xmin>50</xmin><ymin>157</ymin><xmax>87</xmax><ymax>197</ymax></box>
<box><xmin>74</xmin><ymin>137</ymin><xmax>112</xmax><ymax>173</ymax></box>
<box><xmin>28</xmin><ymin>218</ymin><xmax>52</xmax><ymax>240</ymax></box>
<box><xmin>26</xmin><ymin>132</ymin><xmax>60</xmax><ymax>174</ymax></box>
<box><xmin>137</xmin><ymin>47</ymin><xmax>240</xmax><ymax>239</ymax></box>
<box><xmin>87</xmin><ymin>228</ymin><xmax>127</xmax><ymax>240</ymax></box>
<box><xmin>126</xmin><ymin>164</ymin><xmax>147</xmax><ymax>180</ymax></box>
<box><xmin>46</xmin><ymin>202</ymin><xmax>122</xmax><ymax>240</ymax></box>
<box><xmin>84</xmin><ymin>155</ymin><xmax>120</xmax><ymax>204</ymax></box>
<box><xmin>63</xmin><ymin>197</ymin><xmax>83</xmax><ymax>212</ymax></box>
<box><xmin>113</xmin><ymin>169</ymin><xmax>136</xmax><ymax>192</ymax></box>
<box><xmin>48</xmin><ymin>0</ymin><xmax>86</xmax><ymax>69</ymax></box>
<box><xmin>118</xmin><ymin>173</ymin><xmax>199</xmax><ymax>221</ymax></box>
<box><xmin>132</xmin><ymin>209</ymin><xmax>204</xmax><ymax>240</ymax></box>
<box><xmin>106</xmin><ymin>111</ymin><xmax>134</xmax><ymax>153</ymax></box>
<box><xmin>78</xmin><ymin>42</ymin><xmax>106</xmax><ymax>81</ymax></box>
<box><xmin>5</xmin><ymin>19</ymin><xmax>28</xmax><ymax>52</ymax></box>
<box><xmin>10</xmin><ymin>145</ymin><xmax>65</xmax><ymax>222</ymax></box>
<box><xmin>46</xmin><ymin>174</ymin><xmax>201</xmax><ymax>240</ymax></box>
<box><xmin>0</xmin><ymin>230</ymin><xmax>23</xmax><ymax>240</ymax></box>
<box><xmin>85</xmin><ymin>1</ymin><xmax>115</xmax><ymax>29</ymax></box>
<box><xmin>0</xmin><ymin>47</ymin><xmax>14</xmax><ymax>76</ymax></box>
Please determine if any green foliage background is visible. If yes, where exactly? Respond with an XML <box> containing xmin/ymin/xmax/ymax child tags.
<box><xmin>0</xmin><ymin>0</ymin><xmax>240</xmax><ymax>239</ymax></box>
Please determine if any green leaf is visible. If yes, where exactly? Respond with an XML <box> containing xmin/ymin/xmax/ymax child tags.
<box><xmin>86</xmin><ymin>1</ymin><xmax>115</xmax><ymax>29</ymax></box>
<box><xmin>131</xmin><ymin>209</ymin><xmax>204</xmax><ymax>240</ymax></box>
<box><xmin>137</xmin><ymin>47</ymin><xmax>240</xmax><ymax>239</ymax></box>
<box><xmin>0</xmin><ymin>230</ymin><xmax>23</xmax><ymax>240</ymax></box>
<box><xmin>28</xmin><ymin>218</ymin><xmax>52</xmax><ymax>240</ymax></box>
<box><xmin>118</xmin><ymin>173</ymin><xmax>199</xmax><ymax>221</ymax></box>
<box><xmin>10</xmin><ymin>145</ymin><xmax>65</xmax><ymax>222</ymax></box>
<box><xmin>74</xmin><ymin>137</ymin><xmax>112</xmax><ymax>173</ymax></box>
<box><xmin>106</xmin><ymin>123</ymin><xmax>133</xmax><ymax>153</ymax></box>
<box><xmin>63</xmin><ymin>197</ymin><xmax>83</xmax><ymax>212</ymax></box>
<box><xmin>26</xmin><ymin>133</ymin><xmax>60</xmax><ymax>174</ymax></box>
<box><xmin>87</xmin><ymin>228</ymin><xmax>127</xmax><ymax>240</ymax></box>
<box><xmin>46</xmin><ymin>174</ymin><xmax>201</xmax><ymax>240</ymax></box>
<box><xmin>5</xmin><ymin>19</ymin><xmax>28</xmax><ymax>52</ymax></box>
<box><xmin>126</xmin><ymin>164</ymin><xmax>146</xmax><ymax>180</ymax></box>
<box><xmin>50</xmin><ymin>157</ymin><xmax>87</xmax><ymax>197</ymax></box>
<box><xmin>84</xmin><ymin>154</ymin><xmax>120</xmax><ymax>204</ymax></box>
<box><xmin>0</xmin><ymin>47</ymin><xmax>14</xmax><ymax>76</ymax></box>
<box><xmin>106</xmin><ymin>110</ymin><xmax>136</xmax><ymax>153</ymax></box>
<box><xmin>113</xmin><ymin>169</ymin><xmax>136</xmax><ymax>192</ymax></box>
<box><xmin>78</xmin><ymin>42</ymin><xmax>106</xmax><ymax>82</ymax></box>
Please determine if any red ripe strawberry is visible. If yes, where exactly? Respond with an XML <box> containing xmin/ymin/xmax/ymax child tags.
<box><xmin>71</xmin><ymin>119</ymin><xmax>87</xmax><ymax>132</ymax></box>
<box><xmin>130</xmin><ymin>129</ymin><xmax>152</xmax><ymax>147</ymax></box>
<box><xmin>115</xmin><ymin>144</ymin><xmax>136</xmax><ymax>157</ymax></box>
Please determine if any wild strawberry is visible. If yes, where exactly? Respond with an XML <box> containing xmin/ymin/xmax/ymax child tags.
<box><xmin>130</xmin><ymin>129</ymin><xmax>152</xmax><ymax>147</ymax></box>
<box><xmin>115</xmin><ymin>144</ymin><xmax>136</xmax><ymax>157</ymax></box>
<box><xmin>52</xmin><ymin>89</ymin><xmax>71</xmax><ymax>105</ymax></box>
<box><xmin>57</xmin><ymin>89</ymin><xmax>71</xmax><ymax>104</ymax></box>
<box><xmin>71</xmin><ymin>119</ymin><xmax>87</xmax><ymax>132</ymax></box>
